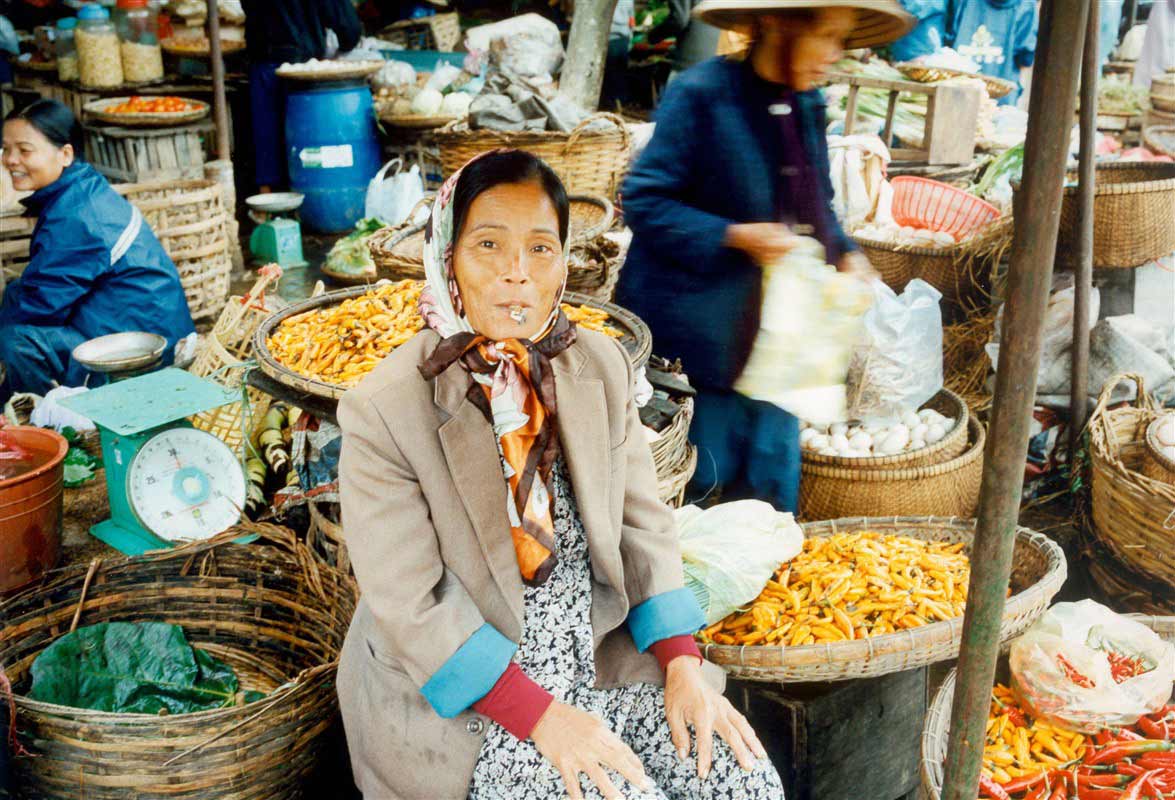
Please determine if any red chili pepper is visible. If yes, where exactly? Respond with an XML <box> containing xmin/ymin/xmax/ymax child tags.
<box><xmin>1058</xmin><ymin>653</ymin><xmax>1097</xmax><ymax>688</ymax></box>
<box><xmin>1122</xmin><ymin>770</ymin><xmax>1161</xmax><ymax>800</ymax></box>
<box><xmin>1090</xmin><ymin>741</ymin><xmax>1175</xmax><ymax>766</ymax></box>
<box><xmin>1139</xmin><ymin>716</ymin><xmax>1167</xmax><ymax>740</ymax></box>
<box><xmin>1116</xmin><ymin>763</ymin><xmax>1147</xmax><ymax>777</ymax></box>
<box><xmin>979</xmin><ymin>773</ymin><xmax>1014</xmax><ymax>800</ymax></box>
<box><xmin>1046</xmin><ymin>781</ymin><xmax>1068</xmax><ymax>800</ymax></box>
<box><xmin>1077</xmin><ymin>773</ymin><xmax>1133</xmax><ymax>788</ymax></box>
<box><xmin>1076</xmin><ymin>787</ymin><xmax>1126</xmax><ymax>800</ymax></box>
<box><xmin>1137</xmin><ymin>753</ymin><xmax>1175</xmax><ymax>768</ymax></box>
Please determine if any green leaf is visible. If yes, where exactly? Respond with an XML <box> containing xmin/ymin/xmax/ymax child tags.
<box><xmin>60</xmin><ymin>426</ymin><xmax>80</xmax><ymax>444</ymax></box>
<box><xmin>62</xmin><ymin>461</ymin><xmax>96</xmax><ymax>488</ymax></box>
<box><xmin>28</xmin><ymin>622</ymin><xmax>243</xmax><ymax>714</ymax></box>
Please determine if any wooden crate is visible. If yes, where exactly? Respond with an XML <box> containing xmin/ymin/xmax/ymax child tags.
<box><xmin>726</xmin><ymin>668</ymin><xmax>927</xmax><ymax>800</ymax></box>
<box><xmin>83</xmin><ymin>122</ymin><xmax>213</xmax><ymax>184</ymax></box>
<box><xmin>0</xmin><ymin>213</ymin><xmax>36</xmax><ymax>297</ymax></box>
<box><xmin>829</xmin><ymin>71</ymin><xmax>982</xmax><ymax>165</ymax></box>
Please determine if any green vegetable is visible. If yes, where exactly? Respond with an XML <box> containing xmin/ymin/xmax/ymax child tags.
<box><xmin>1093</xmin><ymin>80</ymin><xmax>1149</xmax><ymax>116</ymax></box>
<box><xmin>28</xmin><ymin>622</ymin><xmax>263</xmax><ymax>714</ymax></box>
<box><xmin>61</xmin><ymin>436</ymin><xmax>101</xmax><ymax>489</ymax></box>
<box><xmin>324</xmin><ymin>217</ymin><xmax>386</xmax><ymax>276</ymax></box>
<box><xmin>971</xmin><ymin>142</ymin><xmax>1025</xmax><ymax>200</ymax></box>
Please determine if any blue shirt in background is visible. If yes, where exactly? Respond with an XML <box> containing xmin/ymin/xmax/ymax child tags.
<box><xmin>890</xmin><ymin>0</ymin><xmax>948</xmax><ymax>62</ymax></box>
<box><xmin>948</xmin><ymin>0</ymin><xmax>1039</xmax><ymax>105</ymax></box>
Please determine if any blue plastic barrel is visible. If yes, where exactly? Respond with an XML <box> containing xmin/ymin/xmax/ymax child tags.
<box><xmin>285</xmin><ymin>81</ymin><xmax>381</xmax><ymax>233</ymax></box>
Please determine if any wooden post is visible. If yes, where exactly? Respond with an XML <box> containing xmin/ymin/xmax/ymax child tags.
<box><xmin>559</xmin><ymin>0</ymin><xmax>621</xmax><ymax>112</ymax></box>
<box><xmin>939</xmin><ymin>2</ymin><xmax>1091</xmax><ymax>799</ymax></box>
<box><xmin>1070</xmin><ymin>0</ymin><xmax>1099</xmax><ymax>457</ymax></box>
<box><xmin>206</xmin><ymin>0</ymin><xmax>231</xmax><ymax>160</ymax></box>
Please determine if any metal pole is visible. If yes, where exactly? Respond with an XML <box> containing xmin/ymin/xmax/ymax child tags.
<box><xmin>1070</xmin><ymin>0</ymin><xmax>1099</xmax><ymax>460</ymax></box>
<box><xmin>940</xmin><ymin>2</ymin><xmax>1091</xmax><ymax>799</ymax></box>
<box><xmin>206</xmin><ymin>0</ymin><xmax>231</xmax><ymax>160</ymax></box>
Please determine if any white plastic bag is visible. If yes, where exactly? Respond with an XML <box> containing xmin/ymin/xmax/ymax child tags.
<box><xmin>676</xmin><ymin>500</ymin><xmax>804</xmax><ymax>626</ymax></box>
<box><xmin>846</xmin><ymin>279</ymin><xmax>944</xmax><ymax>424</ymax></box>
<box><xmin>364</xmin><ymin>159</ymin><xmax>424</xmax><ymax>226</ymax></box>
<box><xmin>1010</xmin><ymin>600</ymin><xmax>1175</xmax><ymax>733</ymax></box>
<box><xmin>464</xmin><ymin>14</ymin><xmax>564</xmax><ymax>77</ymax></box>
<box><xmin>733</xmin><ymin>237</ymin><xmax>874</xmax><ymax>424</ymax></box>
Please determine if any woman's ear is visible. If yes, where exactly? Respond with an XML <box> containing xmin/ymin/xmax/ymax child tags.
<box><xmin>60</xmin><ymin>143</ymin><xmax>75</xmax><ymax>167</ymax></box>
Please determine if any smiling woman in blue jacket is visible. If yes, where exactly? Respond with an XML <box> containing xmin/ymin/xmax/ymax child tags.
<box><xmin>616</xmin><ymin>0</ymin><xmax>912</xmax><ymax>514</ymax></box>
<box><xmin>0</xmin><ymin>100</ymin><xmax>194</xmax><ymax>401</ymax></box>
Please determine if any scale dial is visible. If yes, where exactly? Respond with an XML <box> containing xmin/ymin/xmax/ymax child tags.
<box><xmin>127</xmin><ymin>427</ymin><xmax>246</xmax><ymax>542</ymax></box>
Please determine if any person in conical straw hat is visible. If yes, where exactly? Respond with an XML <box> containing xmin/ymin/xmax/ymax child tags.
<box><xmin>616</xmin><ymin>1</ymin><xmax>913</xmax><ymax>516</ymax></box>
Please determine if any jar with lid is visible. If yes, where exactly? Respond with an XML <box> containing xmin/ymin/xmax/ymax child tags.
<box><xmin>116</xmin><ymin>0</ymin><xmax>163</xmax><ymax>83</ymax></box>
<box><xmin>76</xmin><ymin>5</ymin><xmax>123</xmax><ymax>88</ymax></box>
<box><xmin>55</xmin><ymin>18</ymin><xmax>79</xmax><ymax>82</ymax></box>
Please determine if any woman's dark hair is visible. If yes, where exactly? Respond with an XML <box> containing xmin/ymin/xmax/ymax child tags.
<box><xmin>451</xmin><ymin>150</ymin><xmax>569</xmax><ymax>246</ymax></box>
<box><xmin>5</xmin><ymin>99</ymin><xmax>84</xmax><ymax>157</ymax></box>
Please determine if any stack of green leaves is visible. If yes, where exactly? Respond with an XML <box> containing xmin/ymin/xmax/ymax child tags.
<box><xmin>60</xmin><ymin>427</ymin><xmax>100</xmax><ymax>488</ymax></box>
<box><xmin>28</xmin><ymin>622</ymin><xmax>265</xmax><ymax>714</ymax></box>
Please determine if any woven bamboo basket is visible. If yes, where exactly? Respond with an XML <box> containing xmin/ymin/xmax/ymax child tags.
<box><xmin>1081</xmin><ymin>519</ymin><xmax>1175</xmax><ymax>615</ymax></box>
<box><xmin>253</xmin><ymin>286</ymin><xmax>653</xmax><ymax>401</ymax></box>
<box><xmin>920</xmin><ymin>615</ymin><xmax>1174</xmax><ymax>800</ymax></box>
<box><xmin>809</xmin><ymin>389</ymin><xmax>970</xmax><ymax>470</ymax></box>
<box><xmin>1144</xmin><ymin>125</ymin><xmax>1175</xmax><ymax>158</ymax></box>
<box><xmin>428</xmin><ymin>113</ymin><xmax>633</xmax><ymax>199</ymax></box>
<box><xmin>306</xmin><ymin>500</ymin><xmax>349</xmax><ymax>574</ymax></box>
<box><xmin>0</xmin><ymin>523</ymin><xmax>357</xmax><ymax>800</ymax></box>
<box><xmin>115</xmin><ymin>179</ymin><xmax>233</xmax><ymax>320</ymax></box>
<box><xmin>651</xmin><ymin>396</ymin><xmax>696</xmax><ymax>509</ymax></box>
<box><xmin>658</xmin><ymin>445</ymin><xmax>697</xmax><ymax>509</ymax></box>
<box><xmin>1089</xmin><ymin>373</ymin><xmax>1175</xmax><ymax>587</ymax></box>
<box><xmin>3</xmin><ymin>394</ymin><xmax>102</xmax><ymax>459</ymax></box>
<box><xmin>799</xmin><ymin>416</ymin><xmax>985</xmax><ymax>521</ymax></box>
<box><xmin>1055</xmin><ymin>162</ymin><xmax>1175</xmax><ymax>268</ymax></box>
<box><xmin>189</xmin><ymin>266</ymin><xmax>283</xmax><ymax>453</ymax></box>
<box><xmin>379</xmin><ymin>12</ymin><xmax>461</xmax><ymax>52</ymax></box>
<box><xmin>895</xmin><ymin>63</ymin><xmax>1016</xmax><ymax>99</ymax></box>
<box><xmin>700</xmin><ymin>516</ymin><xmax>1066</xmax><ymax>682</ymax></box>
<box><xmin>1142</xmin><ymin>414</ymin><xmax>1175</xmax><ymax>486</ymax></box>
<box><xmin>1152</xmin><ymin>74</ymin><xmax>1175</xmax><ymax>113</ymax></box>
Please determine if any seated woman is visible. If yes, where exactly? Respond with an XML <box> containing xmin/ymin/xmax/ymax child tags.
<box><xmin>0</xmin><ymin>99</ymin><xmax>194</xmax><ymax>401</ymax></box>
<box><xmin>336</xmin><ymin>150</ymin><xmax>784</xmax><ymax>800</ymax></box>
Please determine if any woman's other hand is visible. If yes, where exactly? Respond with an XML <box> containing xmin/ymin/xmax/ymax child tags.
<box><xmin>663</xmin><ymin>656</ymin><xmax>767</xmax><ymax>779</ymax></box>
<box><xmin>532</xmin><ymin>700</ymin><xmax>652</xmax><ymax>800</ymax></box>
<box><xmin>838</xmin><ymin>250</ymin><xmax>881</xmax><ymax>283</ymax></box>
<box><xmin>724</xmin><ymin>222</ymin><xmax>800</xmax><ymax>265</ymax></box>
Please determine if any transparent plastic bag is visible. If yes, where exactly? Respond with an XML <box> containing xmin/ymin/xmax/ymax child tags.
<box><xmin>1009</xmin><ymin>600</ymin><xmax>1175</xmax><ymax>733</ymax></box>
<box><xmin>733</xmin><ymin>237</ymin><xmax>874</xmax><ymax>424</ymax></box>
<box><xmin>676</xmin><ymin>500</ymin><xmax>804</xmax><ymax>626</ymax></box>
<box><xmin>364</xmin><ymin>159</ymin><xmax>424</xmax><ymax>226</ymax></box>
<box><xmin>846</xmin><ymin>279</ymin><xmax>944</xmax><ymax>425</ymax></box>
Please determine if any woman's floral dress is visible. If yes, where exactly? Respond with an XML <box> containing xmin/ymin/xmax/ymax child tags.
<box><xmin>468</xmin><ymin>459</ymin><xmax>785</xmax><ymax>800</ymax></box>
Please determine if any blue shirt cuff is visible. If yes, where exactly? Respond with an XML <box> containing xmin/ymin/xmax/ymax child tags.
<box><xmin>627</xmin><ymin>587</ymin><xmax>706</xmax><ymax>653</ymax></box>
<box><xmin>420</xmin><ymin>623</ymin><xmax>517</xmax><ymax>718</ymax></box>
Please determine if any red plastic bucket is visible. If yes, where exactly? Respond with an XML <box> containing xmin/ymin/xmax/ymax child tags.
<box><xmin>0</xmin><ymin>426</ymin><xmax>68</xmax><ymax>595</ymax></box>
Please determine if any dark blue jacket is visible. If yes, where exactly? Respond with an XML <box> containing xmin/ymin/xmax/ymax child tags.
<box><xmin>616</xmin><ymin>57</ymin><xmax>854</xmax><ymax>391</ymax></box>
<box><xmin>0</xmin><ymin>162</ymin><xmax>195</xmax><ymax>357</ymax></box>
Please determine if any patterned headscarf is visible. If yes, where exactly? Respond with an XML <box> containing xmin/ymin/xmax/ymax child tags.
<box><xmin>418</xmin><ymin>151</ymin><xmax>575</xmax><ymax>586</ymax></box>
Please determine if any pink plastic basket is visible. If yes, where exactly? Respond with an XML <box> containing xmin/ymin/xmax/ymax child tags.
<box><xmin>890</xmin><ymin>177</ymin><xmax>1000</xmax><ymax>240</ymax></box>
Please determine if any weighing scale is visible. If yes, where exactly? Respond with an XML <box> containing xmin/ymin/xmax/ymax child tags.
<box><xmin>246</xmin><ymin>192</ymin><xmax>308</xmax><ymax>267</ymax></box>
<box><xmin>60</xmin><ymin>369</ymin><xmax>249</xmax><ymax>555</ymax></box>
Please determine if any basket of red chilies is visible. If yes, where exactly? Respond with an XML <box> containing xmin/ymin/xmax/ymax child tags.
<box><xmin>921</xmin><ymin>607</ymin><xmax>1175</xmax><ymax>800</ymax></box>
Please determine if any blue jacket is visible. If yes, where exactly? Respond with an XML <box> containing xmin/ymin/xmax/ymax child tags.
<box><xmin>947</xmin><ymin>0</ymin><xmax>1038</xmax><ymax>105</ymax></box>
<box><xmin>0</xmin><ymin>162</ymin><xmax>195</xmax><ymax>357</ymax></box>
<box><xmin>890</xmin><ymin>0</ymin><xmax>948</xmax><ymax>62</ymax></box>
<box><xmin>616</xmin><ymin>57</ymin><xmax>854</xmax><ymax>391</ymax></box>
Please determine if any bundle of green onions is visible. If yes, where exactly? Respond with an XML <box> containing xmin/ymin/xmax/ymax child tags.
<box><xmin>826</xmin><ymin>59</ymin><xmax>928</xmax><ymax>147</ymax></box>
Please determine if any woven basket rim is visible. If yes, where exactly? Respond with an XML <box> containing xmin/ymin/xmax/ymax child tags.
<box><xmin>801</xmin><ymin>416</ymin><xmax>984</xmax><ymax>481</ymax></box>
<box><xmin>1143</xmin><ymin>125</ymin><xmax>1175</xmax><ymax>158</ymax></box>
<box><xmin>894</xmin><ymin>62</ymin><xmax>1016</xmax><ymax>98</ymax></box>
<box><xmin>700</xmin><ymin>516</ymin><xmax>1067</xmax><ymax>680</ymax></box>
<box><xmin>428</xmin><ymin>111</ymin><xmax>630</xmax><ymax>145</ymax></box>
<box><xmin>1145</xmin><ymin>414</ymin><xmax>1175</xmax><ymax>472</ymax></box>
<box><xmin>920</xmin><ymin>615</ymin><xmax>1175</xmax><ymax>799</ymax></box>
<box><xmin>1061</xmin><ymin>160</ymin><xmax>1175</xmax><ymax>195</ymax></box>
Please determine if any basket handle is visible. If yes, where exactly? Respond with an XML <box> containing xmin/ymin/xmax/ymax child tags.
<box><xmin>179</xmin><ymin>522</ymin><xmax>336</xmax><ymax>603</ymax></box>
<box><xmin>564</xmin><ymin>111</ymin><xmax>632</xmax><ymax>154</ymax></box>
<box><xmin>1090</xmin><ymin>372</ymin><xmax>1155</xmax><ymax>424</ymax></box>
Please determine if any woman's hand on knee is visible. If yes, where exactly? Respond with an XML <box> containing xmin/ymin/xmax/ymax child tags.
<box><xmin>531</xmin><ymin>700</ymin><xmax>651</xmax><ymax>800</ymax></box>
<box><xmin>663</xmin><ymin>656</ymin><xmax>767</xmax><ymax>780</ymax></box>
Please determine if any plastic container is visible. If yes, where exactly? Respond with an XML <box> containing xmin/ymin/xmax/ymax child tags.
<box><xmin>56</xmin><ymin>18</ymin><xmax>79</xmax><ymax>82</ymax></box>
<box><xmin>0</xmin><ymin>427</ymin><xmax>68</xmax><ymax>595</ymax></box>
<box><xmin>285</xmin><ymin>81</ymin><xmax>382</xmax><ymax>232</ymax></box>
<box><xmin>116</xmin><ymin>0</ymin><xmax>162</xmax><ymax>83</ymax></box>
<box><xmin>76</xmin><ymin>4</ymin><xmax>123</xmax><ymax>88</ymax></box>
<box><xmin>890</xmin><ymin>176</ymin><xmax>1000</xmax><ymax>240</ymax></box>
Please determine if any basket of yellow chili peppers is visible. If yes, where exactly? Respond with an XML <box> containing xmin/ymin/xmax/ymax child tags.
<box><xmin>694</xmin><ymin>516</ymin><xmax>1066</xmax><ymax>682</ymax></box>
<box><xmin>921</xmin><ymin>614</ymin><xmax>1175</xmax><ymax>800</ymax></box>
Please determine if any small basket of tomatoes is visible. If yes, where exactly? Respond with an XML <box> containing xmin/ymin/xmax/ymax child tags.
<box><xmin>83</xmin><ymin>96</ymin><xmax>209</xmax><ymax>127</ymax></box>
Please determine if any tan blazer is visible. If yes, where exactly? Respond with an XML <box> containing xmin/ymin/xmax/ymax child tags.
<box><xmin>336</xmin><ymin>328</ymin><xmax>717</xmax><ymax>800</ymax></box>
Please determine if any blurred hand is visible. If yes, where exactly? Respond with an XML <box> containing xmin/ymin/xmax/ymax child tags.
<box><xmin>838</xmin><ymin>250</ymin><xmax>881</xmax><ymax>283</ymax></box>
<box><xmin>532</xmin><ymin>701</ymin><xmax>652</xmax><ymax>800</ymax></box>
<box><xmin>663</xmin><ymin>656</ymin><xmax>766</xmax><ymax>781</ymax></box>
<box><xmin>724</xmin><ymin>223</ymin><xmax>801</xmax><ymax>266</ymax></box>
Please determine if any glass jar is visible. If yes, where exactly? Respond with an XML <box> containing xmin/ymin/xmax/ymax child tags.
<box><xmin>116</xmin><ymin>0</ymin><xmax>163</xmax><ymax>83</ymax></box>
<box><xmin>55</xmin><ymin>19</ymin><xmax>78</xmax><ymax>82</ymax></box>
<box><xmin>76</xmin><ymin>5</ymin><xmax>124</xmax><ymax>88</ymax></box>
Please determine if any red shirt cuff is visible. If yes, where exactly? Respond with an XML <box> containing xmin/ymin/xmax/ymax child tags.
<box><xmin>649</xmin><ymin>634</ymin><xmax>703</xmax><ymax>670</ymax></box>
<box><xmin>471</xmin><ymin>662</ymin><xmax>554</xmax><ymax>740</ymax></box>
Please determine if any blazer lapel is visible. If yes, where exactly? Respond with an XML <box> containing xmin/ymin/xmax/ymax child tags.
<box><xmin>435</xmin><ymin>365</ymin><xmax>526</xmax><ymax>632</ymax></box>
<box><xmin>554</xmin><ymin>346</ymin><xmax>624</xmax><ymax>592</ymax></box>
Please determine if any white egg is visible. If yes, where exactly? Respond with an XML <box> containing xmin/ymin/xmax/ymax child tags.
<box><xmin>901</xmin><ymin>411</ymin><xmax>922</xmax><ymax>429</ymax></box>
<box><xmin>808</xmin><ymin>434</ymin><xmax>830</xmax><ymax>452</ymax></box>
<box><xmin>849</xmin><ymin>432</ymin><xmax>873</xmax><ymax>451</ymax></box>
<box><xmin>819</xmin><ymin>447</ymin><xmax>839</xmax><ymax>457</ymax></box>
<box><xmin>831</xmin><ymin>433</ymin><xmax>851</xmax><ymax>452</ymax></box>
<box><xmin>940</xmin><ymin>417</ymin><xmax>956</xmax><ymax>432</ymax></box>
<box><xmin>1163</xmin><ymin>444</ymin><xmax>1175</xmax><ymax>462</ymax></box>
<box><xmin>909</xmin><ymin>438</ymin><xmax>927</xmax><ymax>451</ymax></box>
<box><xmin>800</xmin><ymin>428</ymin><xmax>819</xmax><ymax>446</ymax></box>
<box><xmin>926</xmin><ymin>423</ymin><xmax>947</xmax><ymax>444</ymax></box>
<box><xmin>830</xmin><ymin>422</ymin><xmax>849</xmax><ymax>437</ymax></box>
<box><xmin>1156</xmin><ymin>414</ymin><xmax>1175</xmax><ymax>447</ymax></box>
<box><xmin>891</xmin><ymin>424</ymin><xmax>909</xmax><ymax>440</ymax></box>
<box><xmin>918</xmin><ymin>409</ymin><xmax>937</xmax><ymax>423</ymax></box>
<box><xmin>864</xmin><ymin>422</ymin><xmax>887</xmax><ymax>435</ymax></box>
<box><xmin>912</xmin><ymin>423</ymin><xmax>929</xmax><ymax>440</ymax></box>
<box><xmin>878</xmin><ymin>429</ymin><xmax>910</xmax><ymax>455</ymax></box>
